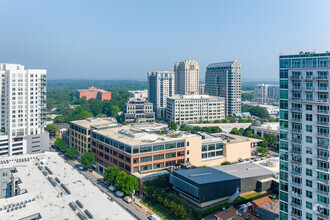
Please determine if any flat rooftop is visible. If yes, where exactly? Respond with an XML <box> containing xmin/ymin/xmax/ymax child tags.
<box><xmin>93</xmin><ymin>124</ymin><xmax>196</xmax><ymax>146</ymax></box>
<box><xmin>168</xmin><ymin>94</ymin><xmax>224</xmax><ymax>100</ymax></box>
<box><xmin>251</xmin><ymin>122</ymin><xmax>279</xmax><ymax>131</ymax></box>
<box><xmin>70</xmin><ymin>117</ymin><xmax>117</xmax><ymax>129</ymax></box>
<box><xmin>0</xmin><ymin>152</ymin><xmax>135</xmax><ymax>220</ymax></box>
<box><xmin>216</xmin><ymin>133</ymin><xmax>262</xmax><ymax>144</ymax></box>
<box><xmin>173</xmin><ymin>162</ymin><xmax>274</xmax><ymax>185</ymax></box>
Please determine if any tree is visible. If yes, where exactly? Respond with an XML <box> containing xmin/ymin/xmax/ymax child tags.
<box><xmin>122</xmin><ymin>175</ymin><xmax>139</xmax><ymax>195</ymax></box>
<box><xmin>222</xmin><ymin>119</ymin><xmax>228</xmax><ymax>123</ymax></box>
<box><xmin>54</xmin><ymin>138</ymin><xmax>68</xmax><ymax>152</ymax></box>
<box><xmin>45</xmin><ymin>124</ymin><xmax>59</xmax><ymax>137</ymax></box>
<box><xmin>264</xmin><ymin>133</ymin><xmax>278</xmax><ymax>148</ymax></box>
<box><xmin>168</xmin><ymin>121</ymin><xmax>177</xmax><ymax>130</ymax></box>
<box><xmin>114</xmin><ymin>171</ymin><xmax>128</xmax><ymax>190</ymax></box>
<box><xmin>241</xmin><ymin>92</ymin><xmax>255</xmax><ymax>101</ymax></box>
<box><xmin>104</xmin><ymin>166</ymin><xmax>121</xmax><ymax>185</ymax></box>
<box><xmin>230</xmin><ymin>128</ymin><xmax>242</xmax><ymax>136</ymax></box>
<box><xmin>65</xmin><ymin>147</ymin><xmax>77</xmax><ymax>159</ymax></box>
<box><xmin>179</xmin><ymin>124</ymin><xmax>192</xmax><ymax>132</ymax></box>
<box><xmin>80</xmin><ymin>152</ymin><xmax>95</xmax><ymax>169</ymax></box>
<box><xmin>246</xmin><ymin>105</ymin><xmax>270</xmax><ymax>119</ymax></box>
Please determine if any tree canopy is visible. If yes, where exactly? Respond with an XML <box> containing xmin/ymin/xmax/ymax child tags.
<box><xmin>241</xmin><ymin>105</ymin><xmax>270</xmax><ymax>119</ymax></box>
<box><xmin>80</xmin><ymin>152</ymin><xmax>95</xmax><ymax>168</ymax></box>
<box><xmin>65</xmin><ymin>147</ymin><xmax>77</xmax><ymax>158</ymax></box>
<box><xmin>54</xmin><ymin>138</ymin><xmax>68</xmax><ymax>152</ymax></box>
<box><xmin>45</xmin><ymin>124</ymin><xmax>59</xmax><ymax>137</ymax></box>
<box><xmin>168</xmin><ymin>121</ymin><xmax>177</xmax><ymax>130</ymax></box>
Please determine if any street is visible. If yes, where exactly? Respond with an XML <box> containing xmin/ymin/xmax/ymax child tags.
<box><xmin>60</xmin><ymin>153</ymin><xmax>149</xmax><ymax>220</ymax></box>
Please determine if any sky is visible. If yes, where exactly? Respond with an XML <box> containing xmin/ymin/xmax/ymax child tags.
<box><xmin>1</xmin><ymin>0</ymin><xmax>330</xmax><ymax>81</ymax></box>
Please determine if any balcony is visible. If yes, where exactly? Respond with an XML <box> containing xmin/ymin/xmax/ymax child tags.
<box><xmin>305</xmin><ymin>87</ymin><xmax>315</xmax><ymax>91</ymax></box>
<box><xmin>316</xmin><ymin>212</ymin><xmax>329</xmax><ymax>219</ymax></box>
<box><xmin>317</xmin><ymin>177</ymin><xmax>329</xmax><ymax>184</ymax></box>
<box><xmin>291</xmin><ymin>75</ymin><xmax>302</xmax><ymax>80</ymax></box>
<box><xmin>291</xmin><ymin>202</ymin><xmax>302</xmax><ymax>209</ymax></box>
<box><xmin>318</xmin><ymin>87</ymin><xmax>329</xmax><ymax>91</ymax></box>
<box><xmin>317</xmin><ymin>75</ymin><xmax>329</xmax><ymax>80</ymax></box>
<box><xmin>291</xmin><ymin>170</ymin><xmax>302</xmax><ymax>176</ymax></box>
<box><xmin>317</xmin><ymin>155</ymin><xmax>330</xmax><ymax>161</ymax></box>
<box><xmin>291</xmin><ymin>118</ymin><xmax>302</xmax><ymax>122</ymax></box>
<box><xmin>291</xmin><ymin>191</ymin><xmax>302</xmax><ymax>198</ymax></box>
<box><xmin>291</xmin><ymin>128</ymin><xmax>302</xmax><ymax>133</ymax></box>
<box><xmin>291</xmin><ymin>139</ymin><xmax>302</xmax><ymax>144</ymax></box>
<box><xmin>318</xmin><ymin>99</ymin><xmax>329</xmax><ymax>103</ymax></box>
<box><xmin>292</xmin><ymin>86</ymin><xmax>301</xmax><ymax>90</ymax></box>
<box><xmin>291</xmin><ymin>97</ymin><xmax>303</xmax><ymax>101</ymax></box>
<box><xmin>318</xmin><ymin>133</ymin><xmax>330</xmax><ymax>138</ymax></box>
<box><xmin>317</xmin><ymin>144</ymin><xmax>330</xmax><ymax>150</ymax></box>
<box><xmin>317</xmin><ymin>189</ymin><xmax>330</xmax><ymax>197</ymax></box>
<box><xmin>317</xmin><ymin>109</ymin><xmax>330</xmax><ymax>114</ymax></box>
<box><xmin>317</xmin><ymin>121</ymin><xmax>330</xmax><ymax>126</ymax></box>
<box><xmin>305</xmin><ymin>75</ymin><xmax>314</xmax><ymax>80</ymax></box>
<box><xmin>291</xmin><ymin>149</ymin><xmax>302</xmax><ymax>155</ymax></box>
<box><xmin>291</xmin><ymin>160</ymin><xmax>302</xmax><ymax>165</ymax></box>
<box><xmin>291</xmin><ymin>107</ymin><xmax>302</xmax><ymax>112</ymax></box>
<box><xmin>291</xmin><ymin>212</ymin><xmax>302</xmax><ymax>219</ymax></box>
<box><xmin>317</xmin><ymin>166</ymin><xmax>330</xmax><ymax>172</ymax></box>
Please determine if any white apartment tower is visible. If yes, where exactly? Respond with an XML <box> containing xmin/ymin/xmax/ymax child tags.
<box><xmin>0</xmin><ymin>63</ymin><xmax>49</xmax><ymax>156</ymax></box>
<box><xmin>147</xmin><ymin>71</ymin><xmax>175</xmax><ymax>119</ymax></box>
<box><xmin>174</xmin><ymin>60</ymin><xmax>199</xmax><ymax>95</ymax></box>
<box><xmin>279</xmin><ymin>52</ymin><xmax>330</xmax><ymax>220</ymax></box>
<box><xmin>254</xmin><ymin>84</ymin><xmax>279</xmax><ymax>104</ymax></box>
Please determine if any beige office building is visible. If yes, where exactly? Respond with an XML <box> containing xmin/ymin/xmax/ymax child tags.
<box><xmin>174</xmin><ymin>60</ymin><xmax>199</xmax><ymax>95</ymax></box>
<box><xmin>68</xmin><ymin>118</ymin><xmax>117</xmax><ymax>156</ymax></box>
<box><xmin>166</xmin><ymin>95</ymin><xmax>225</xmax><ymax>124</ymax></box>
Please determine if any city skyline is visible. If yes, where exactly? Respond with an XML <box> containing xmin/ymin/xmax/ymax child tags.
<box><xmin>1</xmin><ymin>0</ymin><xmax>329</xmax><ymax>80</ymax></box>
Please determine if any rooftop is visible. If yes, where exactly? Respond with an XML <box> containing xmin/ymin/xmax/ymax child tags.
<box><xmin>216</xmin><ymin>133</ymin><xmax>262</xmax><ymax>144</ymax></box>
<box><xmin>93</xmin><ymin>124</ymin><xmax>196</xmax><ymax>146</ymax></box>
<box><xmin>250</xmin><ymin>122</ymin><xmax>279</xmax><ymax>131</ymax></box>
<box><xmin>0</xmin><ymin>152</ymin><xmax>135</xmax><ymax>220</ymax></box>
<box><xmin>206</xmin><ymin>60</ymin><xmax>238</xmax><ymax>68</ymax></box>
<box><xmin>173</xmin><ymin>162</ymin><xmax>274</xmax><ymax>185</ymax></box>
<box><xmin>168</xmin><ymin>94</ymin><xmax>225</xmax><ymax>100</ymax></box>
<box><xmin>70</xmin><ymin>117</ymin><xmax>117</xmax><ymax>129</ymax></box>
<box><xmin>214</xmin><ymin>207</ymin><xmax>259</xmax><ymax>220</ymax></box>
<box><xmin>279</xmin><ymin>51</ymin><xmax>330</xmax><ymax>58</ymax></box>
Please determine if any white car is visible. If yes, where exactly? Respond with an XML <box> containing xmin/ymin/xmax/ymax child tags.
<box><xmin>115</xmin><ymin>190</ymin><xmax>124</xmax><ymax>197</ymax></box>
<box><xmin>123</xmin><ymin>196</ymin><xmax>132</xmax><ymax>203</ymax></box>
<box><xmin>78</xmin><ymin>166</ymin><xmax>84</xmax><ymax>171</ymax></box>
<box><xmin>148</xmin><ymin>214</ymin><xmax>162</xmax><ymax>220</ymax></box>
<box><xmin>108</xmin><ymin>185</ymin><xmax>116</xmax><ymax>192</ymax></box>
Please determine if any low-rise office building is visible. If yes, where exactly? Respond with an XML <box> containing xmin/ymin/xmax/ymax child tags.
<box><xmin>166</xmin><ymin>95</ymin><xmax>225</xmax><ymax>124</ymax></box>
<box><xmin>90</xmin><ymin>124</ymin><xmax>259</xmax><ymax>174</ymax></box>
<box><xmin>124</xmin><ymin>98</ymin><xmax>155</xmax><ymax>123</ymax></box>
<box><xmin>170</xmin><ymin>163</ymin><xmax>275</xmax><ymax>208</ymax></box>
<box><xmin>68</xmin><ymin>118</ymin><xmax>117</xmax><ymax>156</ymax></box>
<box><xmin>250</xmin><ymin>121</ymin><xmax>279</xmax><ymax>148</ymax></box>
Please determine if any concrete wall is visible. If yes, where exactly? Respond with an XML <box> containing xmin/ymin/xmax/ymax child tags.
<box><xmin>240</xmin><ymin>174</ymin><xmax>273</xmax><ymax>193</ymax></box>
<box><xmin>224</xmin><ymin>141</ymin><xmax>251</xmax><ymax>162</ymax></box>
<box><xmin>26</xmin><ymin>133</ymin><xmax>49</xmax><ymax>154</ymax></box>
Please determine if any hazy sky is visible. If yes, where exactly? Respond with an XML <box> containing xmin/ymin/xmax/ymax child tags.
<box><xmin>1</xmin><ymin>0</ymin><xmax>330</xmax><ymax>81</ymax></box>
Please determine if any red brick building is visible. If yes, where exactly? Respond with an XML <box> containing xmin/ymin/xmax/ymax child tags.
<box><xmin>76</xmin><ymin>87</ymin><xmax>111</xmax><ymax>101</ymax></box>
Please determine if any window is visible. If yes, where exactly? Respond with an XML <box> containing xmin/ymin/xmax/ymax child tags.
<box><xmin>140</xmin><ymin>156</ymin><xmax>152</xmax><ymax>162</ymax></box>
<box><xmin>306</xmin><ymin>136</ymin><xmax>312</xmax><ymax>143</ymax></box>
<box><xmin>306</xmin><ymin>168</ymin><xmax>313</xmax><ymax>176</ymax></box>
<box><xmin>306</xmin><ymin>125</ymin><xmax>312</xmax><ymax>132</ymax></box>
<box><xmin>153</xmin><ymin>154</ymin><xmax>164</xmax><ymax>160</ymax></box>
<box><xmin>166</xmin><ymin>152</ymin><xmax>176</xmax><ymax>158</ymax></box>
<box><xmin>133</xmin><ymin>158</ymin><xmax>139</xmax><ymax>164</ymax></box>
<box><xmin>306</xmin><ymin>158</ymin><xmax>313</xmax><ymax>165</ymax></box>
<box><xmin>306</xmin><ymin>114</ymin><xmax>312</xmax><ymax>121</ymax></box>
<box><xmin>306</xmin><ymin>179</ymin><xmax>313</xmax><ymax>187</ymax></box>
<box><xmin>306</xmin><ymin>190</ymin><xmax>313</xmax><ymax>199</ymax></box>
<box><xmin>306</xmin><ymin>201</ymin><xmax>312</xmax><ymax>210</ymax></box>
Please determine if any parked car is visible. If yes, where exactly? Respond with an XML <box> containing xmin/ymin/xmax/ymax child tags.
<box><xmin>123</xmin><ymin>196</ymin><xmax>132</xmax><ymax>203</ymax></box>
<box><xmin>78</xmin><ymin>166</ymin><xmax>84</xmax><ymax>171</ymax></box>
<box><xmin>115</xmin><ymin>190</ymin><xmax>124</xmax><ymax>197</ymax></box>
<box><xmin>148</xmin><ymin>214</ymin><xmax>162</xmax><ymax>220</ymax></box>
<box><xmin>109</xmin><ymin>185</ymin><xmax>116</xmax><ymax>192</ymax></box>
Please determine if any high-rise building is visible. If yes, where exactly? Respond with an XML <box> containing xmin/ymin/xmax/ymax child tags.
<box><xmin>0</xmin><ymin>63</ymin><xmax>49</xmax><ymax>156</ymax></box>
<box><xmin>205</xmin><ymin>60</ymin><xmax>241</xmax><ymax>116</ymax></box>
<box><xmin>147</xmin><ymin>71</ymin><xmax>175</xmax><ymax>119</ymax></box>
<box><xmin>254</xmin><ymin>84</ymin><xmax>279</xmax><ymax>104</ymax></box>
<box><xmin>279</xmin><ymin>51</ymin><xmax>330</xmax><ymax>220</ymax></box>
<box><xmin>174</xmin><ymin>60</ymin><xmax>199</xmax><ymax>95</ymax></box>
<box><xmin>166</xmin><ymin>94</ymin><xmax>225</xmax><ymax>124</ymax></box>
